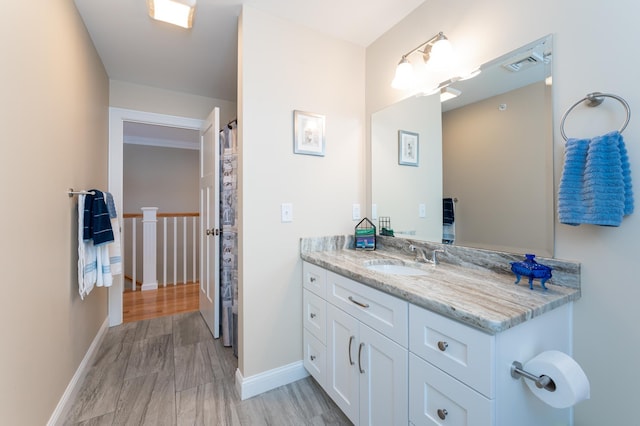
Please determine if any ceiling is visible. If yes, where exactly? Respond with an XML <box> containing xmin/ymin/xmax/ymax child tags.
<box><xmin>74</xmin><ymin>0</ymin><xmax>427</xmax><ymax>102</ymax></box>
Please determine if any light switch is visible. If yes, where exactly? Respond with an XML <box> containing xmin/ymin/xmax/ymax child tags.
<box><xmin>419</xmin><ymin>203</ymin><xmax>426</xmax><ymax>218</ymax></box>
<box><xmin>372</xmin><ymin>204</ymin><xmax>378</xmax><ymax>220</ymax></box>
<box><xmin>281</xmin><ymin>203</ymin><xmax>293</xmax><ymax>223</ymax></box>
<box><xmin>352</xmin><ymin>203</ymin><xmax>361</xmax><ymax>220</ymax></box>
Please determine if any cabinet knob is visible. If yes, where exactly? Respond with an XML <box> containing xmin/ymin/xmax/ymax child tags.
<box><xmin>310</xmin><ymin>355</ymin><xmax>316</xmax><ymax>361</ymax></box>
<box><xmin>310</xmin><ymin>277</ymin><xmax>316</xmax><ymax>282</ymax></box>
<box><xmin>437</xmin><ymin>341</ymin><xmax>448</xmax><ymax>351</ymax></box>
<box><xmin>437</xmin><ymin>409</ymin><xmax>448</xmax><ymax>420</ymax></box>
<box><xmin>310</xmin><ymin>313</ymin><xmax>316</xmax><ymax>319</ymax></box>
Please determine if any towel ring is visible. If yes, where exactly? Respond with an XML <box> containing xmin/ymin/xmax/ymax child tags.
<box><xmin>560</xmin><ymin>92</ymin><xmax>631</xmax><ymax>141</ymax></box>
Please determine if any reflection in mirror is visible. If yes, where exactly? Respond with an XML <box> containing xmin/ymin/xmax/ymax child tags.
<box><xmin>371</xmin><ymin>35</ymin><xmax>554</xmax><ymax>256</ymax></box>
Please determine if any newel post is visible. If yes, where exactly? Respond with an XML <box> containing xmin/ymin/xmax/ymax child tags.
<box><xmin>141</xmin><ymin>207</ymin><xmax>159</xmax><ymax>291</ymax></box>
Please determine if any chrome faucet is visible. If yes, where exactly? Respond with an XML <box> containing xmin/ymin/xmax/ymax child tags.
<box><xmin>409</xmin><ymin>245</ymin><xmax>445</xmax><ymax>265</ymax></box>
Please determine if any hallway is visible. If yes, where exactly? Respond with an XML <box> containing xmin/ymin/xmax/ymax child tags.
<box><xmin>123</xmin><ymin>282</ymin><xmax>200</xmax><ymax>323</ymax></box>
<box><xmin>63</xmin><ymin>312</ymin><xmax>350</xmax><ymax>425</ymax></box>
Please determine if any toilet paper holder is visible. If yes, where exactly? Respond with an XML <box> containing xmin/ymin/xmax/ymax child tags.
<box><xmin>511</xmin><ymin>361</ymin><xmax>557</xmax><ymax>392</ymax></box>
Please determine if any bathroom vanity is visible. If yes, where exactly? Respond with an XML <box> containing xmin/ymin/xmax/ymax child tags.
<box><xmin>300</xmin><ymin>236</ymin><xmax>581</xmax><ymax>426</ymax></box>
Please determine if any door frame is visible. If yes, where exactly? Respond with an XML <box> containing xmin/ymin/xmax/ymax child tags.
<box><xmin>108</xmin><ymin>107</ymin><xmax>205</xmax><ymax>326</ymax></box>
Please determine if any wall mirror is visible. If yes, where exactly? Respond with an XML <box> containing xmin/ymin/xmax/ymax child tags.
<box><xmin>371</xmin><ymin>35</ymin><xmax>554</xmax><ymax>256</ymax></box>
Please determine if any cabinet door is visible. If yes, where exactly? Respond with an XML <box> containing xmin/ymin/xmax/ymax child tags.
<box><xmin>359</xmin><ymin>323</ymin><xmax>408</xmax><ymax>426</ymax></box>
<box><xmin>327</xmin><ymin>304</ymin><xmax>360</xmax><ymax>424</ymax></box>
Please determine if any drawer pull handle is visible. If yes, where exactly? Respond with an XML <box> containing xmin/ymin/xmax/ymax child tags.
<box><xmin>358</xmin><ymin>342</ymin><xmax>365</xmax><ymax>374</ymax></box>
<box><xmin>437</xmin><ymin>409</ymin><xmax>448</xmax><ymax>420</ymax></box>
<box><xmin>310</xmin><ymin>355</ymin><xmax>316</xmax><ymax>361</ymax></box>
<box><xmin>348</xmin><ymin>296</ymin><xmax>370</xmax><ymax>308</ymax></box>
<box><xmin>437</xmin><ymin>341</ymin><xmax>449</xmax><ymax>351</ymax></box>
<box><xmin>348</xmin><ymin>336</ymin><xmax>355</xmax><ymax>365</ymax></box>
<box><xmin>310</xmin><ymin>313</ymin><xmax>316</xmax><ymax>319</ymax></box>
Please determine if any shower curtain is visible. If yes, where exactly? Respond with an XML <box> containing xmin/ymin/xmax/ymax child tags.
<box><xmin>220</xmin><ymin>121</ymin><xmax>238</xmax><ymax>355</ymax></box>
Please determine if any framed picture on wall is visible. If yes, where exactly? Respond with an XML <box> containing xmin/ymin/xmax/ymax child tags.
<box><xmin>293</xmin><ymin>110</ymin><xmax>325</xmax><ymax>156</ymax></box>
<box><xmin>398</xmin><ymin>130</ymin><xmax>419</xmax><ymax>166</ymax></box>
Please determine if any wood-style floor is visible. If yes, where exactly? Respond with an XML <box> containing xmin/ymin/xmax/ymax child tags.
<box><xmin>63</xmin><ymin>312</ymin><xmax>351</xmax><ymax>425</ymax></box>
<box><xmin>123</xmin><ymin>282</ymin><xmax>199</xmax><ymax>323</ymax></box>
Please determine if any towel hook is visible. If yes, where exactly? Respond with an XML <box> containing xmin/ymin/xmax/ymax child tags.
<box><xmin>560</xmin><ymin>92</ymin><xmax>631</xmax><ymax>141</ymax></box>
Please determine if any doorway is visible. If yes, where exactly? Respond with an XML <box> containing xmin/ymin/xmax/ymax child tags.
<box><xmin>108</xmin><ymin>108</ymin><xmax>205</xmax><ymax>326</ymax></box>
<box><xmin>121</xmin><ymin>121</ymin><xmax>201</xmax><ymax>322</ymax></box>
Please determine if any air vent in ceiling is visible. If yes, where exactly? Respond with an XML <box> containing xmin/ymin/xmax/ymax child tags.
<box><xmin>502</xmin><ymin>49</ymin><xmax>545</xmax><ymax>72</ymax></box>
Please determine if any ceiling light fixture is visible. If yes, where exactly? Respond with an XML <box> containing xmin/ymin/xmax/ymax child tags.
<box><xmin>391</xmin><ymin>32</ymin><xmax>454</xmax><ymax>90</ymax></box>
<box><xmin>147</xmin><ymin>0</ymin><xmax>196</xmax><ymax>29</ymax></box>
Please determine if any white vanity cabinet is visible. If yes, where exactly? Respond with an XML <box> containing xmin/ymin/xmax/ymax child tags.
<box><xmin>302</xmin><ymin>261</ymin><xmax>573</xmax><ymax>426</ymax></box>
<box><xmin>303</xmin><ymin>262</ymin><xmax>409</xmax><ymax>426</ymax></box>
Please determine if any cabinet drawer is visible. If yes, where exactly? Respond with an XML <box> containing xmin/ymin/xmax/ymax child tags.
<box><xmin>409</xmin><ymin>354</ymin><xmax>494</xmax><ymax>426</ymax></box>
<box><xmin>303</xmin><ymin>262</ymin><xmax>326</xmax><ymax>298</ymax></box>
<box><xmin>327</xmin><ymin>271</ymin><xmax>408</xmax><ymax>347</ymax></box>
<box><xmin>303</xmin><ymin>289</ymin><xmax>326</xmax><ymax>344</ymax></box>
<box><xmin>303</xmin><ymin>329</ymin><xmax>326</xmax><ymax>389</ymax></box>
<box><xmin>409</xmin><ymin>304</ymin><xmax>494</xmax><ymax>398</ymax></box>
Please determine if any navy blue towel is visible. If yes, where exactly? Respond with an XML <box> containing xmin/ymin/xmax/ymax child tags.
<box><xmin>443</xmin><ymin>198</ymin><xmax>455</xmax><ymax>225</ymax></box>
<box><xmin>558</xmin><ymin>131</ymin><xmax>634</xmax><ymax>226</ymax></box>
<box><xmin>83</xmin><ymin>190</ymin><xmax>115</xmax><ymax>245</ymax></box>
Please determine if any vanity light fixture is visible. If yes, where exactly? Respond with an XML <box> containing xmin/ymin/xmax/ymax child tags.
<box><xmin>391</xmin><ymin>32</ymin><xmax>454</xmax><ymax>90</ymax></box>
<box><xmin>440</xmin><ymin>87</ymin><xmax>461</xmax><ymax>102</ymax></box>
<box><xmin>147</xmin><ymin>0</ymin><xmax>196</xmax><ymax>29</ymax></box>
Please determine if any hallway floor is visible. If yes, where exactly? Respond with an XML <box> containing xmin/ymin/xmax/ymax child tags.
<box><xmin>123</xmin><ymin>282</ymin><xmax>199</xmax><ymax>323</ymax></box>
<box><xmin>63</xmin><ymin>312</ymin><xmax>350</xmax><ymax>425</ymax></box>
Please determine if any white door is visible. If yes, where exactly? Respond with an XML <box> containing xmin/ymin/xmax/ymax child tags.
<box><xmin>199</xmin><ymin>108</ymin><xmax>220</xmax><ymax>337</ymax></box>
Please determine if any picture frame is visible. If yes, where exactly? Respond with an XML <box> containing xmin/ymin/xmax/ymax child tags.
<box><xmin>398</xmin><ymin>130</ymin><xmax>419</xmax><ymax>166</ymax></box>
<box><xmin>293</xmin><ymin>110</ymin><xmax>325</xmax><ymax>156</ymax></box>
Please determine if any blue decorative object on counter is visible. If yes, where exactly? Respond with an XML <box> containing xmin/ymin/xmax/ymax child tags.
<box><xmin>510</xmin><ymin>254</ymin><xmax>552</xmax><ymax>290</ymax></box>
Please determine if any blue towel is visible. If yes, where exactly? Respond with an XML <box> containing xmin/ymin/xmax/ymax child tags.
<box><xmin>443</xmin><ymin>198</ymin><xmax>455</xmax><ymax>225</ymax></box>
<box><xmin>558</xmin><ymin>131</ymin><xmax>634</xmax><ymax>226</ymax></box>
<box><xmin>83</xmin><ymin>190</ymin><xmax>115</xmax><ymax>245</ymax></box>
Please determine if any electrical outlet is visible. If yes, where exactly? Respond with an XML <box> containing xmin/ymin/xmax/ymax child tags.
<box><xmin>281</xmin><ymin>203</ymin><xmax>293</xmax><ymax>223</ymax></box>
<box><xmin>352</xmin><ymin>203</ymin><xmax>361</xmax><ymax>220</ymax></box>
<box><xmin>419</xmin><ymin>203</ymin><xmax>426</xmax><ymax>218</ymax></box>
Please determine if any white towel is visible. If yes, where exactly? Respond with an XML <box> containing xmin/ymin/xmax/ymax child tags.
<box><xmin>96</xmin><ymin>244</ymin><xmax>113</xmax><ymax>288</ymax></box>
<box><xmin>443</xmin><ymin>222</ymin><xmax>455</xmax><ymax>244</ymax></box>
<box><xmin>78</xmin><ymin>194</ymin><xmax>96</xmax><ymax>299</ymax></box>
<box><xmin>109</xmin><ymin>218</ymin><xmax>122</xmax><ymax>275</ymax></box>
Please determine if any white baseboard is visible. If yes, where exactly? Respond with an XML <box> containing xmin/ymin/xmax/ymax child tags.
<box><xmin>141</xmin><ymin>281</ymin><xmax>158</xmax><ymax>291</ymax></box>
<box><xmin>47</xmin><ymin>317</ymin><xmax>110</xmax><ymax>426</ymax></box>
<box><xmin>235</xmin><ymin>361</ymin><xmax>309</xmax><ymax>400</ymax></box>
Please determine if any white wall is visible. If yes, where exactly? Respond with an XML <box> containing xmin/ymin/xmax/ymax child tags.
<box><xmin>371</xmin><ymin>95</ymin><xmax>442</xmax><ymax>240</ymax></box>
<box><xmin>238</xmin><ymin>6</ymin><xmax>365</xmax><ymax>377</ymax></box>
<box><xmin>366</xmin><ymin>1</ymin><xmax>640</xmax><ymax>424</ymax></box>
<box><xmin>110</xmin><ymin>79</ymin><xmax>237</xmax><ymax>124</ymax></box>
<box><xmin>0</xmin><ymin>1</ymin><xmax>109</xmax><ymax>424</ymax></box>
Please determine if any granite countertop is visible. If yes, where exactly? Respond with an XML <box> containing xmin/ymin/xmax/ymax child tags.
<box><xmin>300</xmin><ymin>238</ymin><xmax>581</xmax><ymax>335</ymax></box>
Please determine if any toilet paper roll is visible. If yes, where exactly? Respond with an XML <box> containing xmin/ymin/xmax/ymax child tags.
<box><xmin>523</xmin><ymin>350</ymin><xmax>590</xmax><ymax>408</ymax></box>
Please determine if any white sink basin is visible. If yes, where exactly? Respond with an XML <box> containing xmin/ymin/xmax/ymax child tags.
<box><xmin>365</xmin><ymin>263</ymin><xmax>429</xmax><ymax>276</ymax></box>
